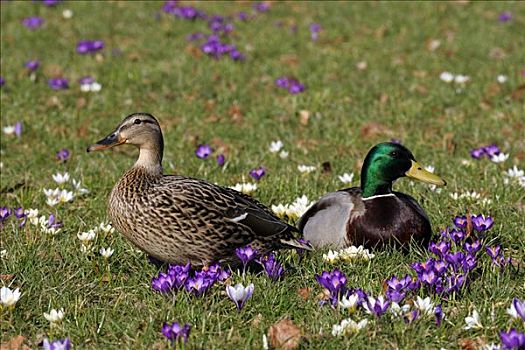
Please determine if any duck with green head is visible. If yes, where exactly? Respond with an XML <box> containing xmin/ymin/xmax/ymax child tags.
<box><xmin>298</xmin><ymin>142</ymin><xmax>446</xmax><ymax>249</ymax></box>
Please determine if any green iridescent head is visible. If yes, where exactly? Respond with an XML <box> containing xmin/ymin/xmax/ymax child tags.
<box><xmin>360</xmin><ymin>142</ymin><xmax>446</xmax><ymax>198</ymax></box>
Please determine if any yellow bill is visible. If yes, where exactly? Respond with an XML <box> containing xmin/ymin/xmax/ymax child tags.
<box><xmin>405</xmin><ymin>160</ymin><xmax>446</xmax><ymax>186</ymax></box>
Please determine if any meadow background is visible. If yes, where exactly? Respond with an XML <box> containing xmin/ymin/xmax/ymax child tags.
<box><xmin>1</xmin><ymin>1</ymin><xmax>524</xmax><ymax>349</ymax></box>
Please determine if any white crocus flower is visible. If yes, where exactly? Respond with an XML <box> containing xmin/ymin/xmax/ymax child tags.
<box><xmin>77</xmin><ymin>230</ymin><xmax>96</xmax><ymax>244</ymax></box>
<box><xmin>414</xmin><ymin>296</ymin><xmax>435</xmax><ymax>315</ymax></box>
<box><xmin>338</xmin><ymin>293</ymin><xmax>359</xmax><ymax>312</ymax></box>
<box><xmin>0</xmin><ymin>286</ymin><xmax>21</xmax><ymax>308</ymax></box>
<box><xmin>496</xmin><ymin>75</ymin><xmax>508</xmax><ymax>84</ymax></box>
<box><xmin>269</xmin><ymin>140</ymin><xmax>284</xmax><ymax>153</ymax></box>
<box><xmin>490</xmin><ymin>153</ymin><xmax>509</xmax><ymax>163</ymax></box>
<box><xmin>25</xmin><ymin>208</ymin><xmax>40</xmax><ymax>225</ymax></box>
<box><xmin>338</xmin><ymin>173</ymin><xmax>354</xmax><ymax>184</ymax></box>
<box><xmin>99</xmin><ymin>222</ymin><xmax>115</xmax><ymax>234</ymax></box>
<box><xmin>58</xmin><ymin>190</ymin><xmax>74</xmax><ymax>203</ymax></box>
<box><xmin>72</xmin><ymin>179</ymin><xmax>90</xmax><ymax>195</ymax></box>
<box><xmin>505</xmin><ymin>166</ymin><xmax>524</xmax><ymax>178</ymax></box>
<box><xmin>44</xmin><ymin>308</ymin><xmax>65</xmax><ymax>325</ymax></box>
<box><xmin>464</xmin><ymin>309</ymin><xmax>483</xmax><ymax>330</ymax></box>
<box><xmin>454</xmin><ymin>75</ymin><xmax>469</xmax><ymax>84</ymax></box>
<box><xmin>279</xmin><ymin>150</ymin><xmax>289</xmax><ymax>159</ymax></box>
<box><xmin>2</xmin><ymin>126</ymin><xmax>16</xmax><ymax>135</ymax></box>
<box><xmin>390</xmin><ymin>302</ymin><xmax>411</xmax><ymax>318</ymax></box>
<box><xmin>62</xmin><ymin>9</ymin><xmax>73</xmax><ymax>19</ymax></box>
<box><xmin>286</xmin><ymin>195</ymin><xmax>312</xmax><ymax>219</ymax></box>
<box><xmin>52</xmin><ymin>172</ymin><xmax>70</xmax><ymax>184</ymax></box>
<box><xmin>322</xmin><ymin>250</ymin><xmax>340</xmax><ymax>264</ymax></box>
<box><xmin>229</xmin><ymin>183</ymin><xmax>257</xmax><ymax>195</ymax></box>
<box><xmin>100</xmin><ymin>247</ymin><xmax>114</xmax><ymax>258</ymax></box>
<box><xmin>0</xmin><ymin>250</ymin><xmax>7</xmax><ymax>258</ymax></box>
<box><xmin>331</xmin><ymin>318</ymin><xmax>368</xmax><ymax>336</ymax></box>
<box><xmin>439</xmin><ymin>72</ymin><xmax>454</xmax><ymax>83</ymax></box>
<box><xmin>271</xmin><ymin>203</ymin><xmax>289</xmax><ymax>219</ymax></box>
<box><xmin>297</xmin><ymin>165</ymin><xmax>316</xmax><ymax>173</ymax></box>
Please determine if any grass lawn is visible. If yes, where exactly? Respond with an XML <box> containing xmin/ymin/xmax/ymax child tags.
<box><xmin>1</xmin><ymin>1</ymin><xmax>524</xmax><ymax>349</ymax></box>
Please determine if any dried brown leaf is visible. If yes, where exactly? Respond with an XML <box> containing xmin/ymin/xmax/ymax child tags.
<box><xmin>359</xmin><ymin>122</ymin><xmax>392</xmax><ymax>139</ymax></box>
<box><xmin>0</xmin><ymin>274</ymin><xmax>15</xmax><ymax>282</ymax></box>
<box><xmin>268</xmin><ymin>319</ymin><xmax>302</xmax><ymax>350</ymax></box>
<box><xmin>229</xmin><ymin>104</ymin><xmax>243</xmax><ymax>124</ymax></box>
<box><xmin>0</xmin><ymin>335</ymin><xmax>30</xmax><ymax>350</ymax></box>
<box><xmin>297</xmin><ymin>287</ymin><xmax>311</xmax><ymax>301</ymax></box>
<box><xmin>299</xmin><ymin>110</ymin><xmax>310</xmax><ymax>126</ymax></box>
<box><xmin>511</xmin><ymin>83</ymin><xmax>525</xmax><ymax>101</ymax></box>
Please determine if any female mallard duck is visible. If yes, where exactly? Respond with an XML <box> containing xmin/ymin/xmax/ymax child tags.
<box><xmin>87</xmin><ymin>113</ymin><xmax>310</xmax><ymax>266</ymax></box>
<box><xmin>298</xmin><ymin>142</ymin><xmax>446</xmax><ymax>249</ymax></box>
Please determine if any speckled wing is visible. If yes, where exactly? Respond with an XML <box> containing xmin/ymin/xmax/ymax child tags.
<box><xmin>152</xmin><ymin>175</ymin><xmax>302</xmax><ymax>250</ymax></box>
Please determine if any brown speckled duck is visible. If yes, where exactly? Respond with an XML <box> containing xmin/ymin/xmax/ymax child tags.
<box><xmin>87</xmin><ymin>113</ymin><xmax>310</xmax><ymax>266</ymax></box>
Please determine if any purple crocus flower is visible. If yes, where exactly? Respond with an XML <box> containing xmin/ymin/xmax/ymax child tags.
<box><xmin>206</xmin><ymin>263</ymin><xmax>230</xmax><ymax>282</ymax></box>
<box><xmin>167</xmin><ymin>263</ymin><xmax>190</xmax><ymax>289</ymax></box>
<box><xmin>185</xmin><ymin>275</ymin><xmax>211</xmax><ymax>296</ymax></box>
<box><xmin>0</xmin><ymin>77</ymin><xmax>4</xmax><ymax>87</ymax></box>
<box><xmin>13</xmin><ymin>207</ymin><xmax>25</xmax><ymax>220</ymax></box>
<box><xmin>79</xmin><ymin>76</ymin><xmax>95</xmax><ymax>85</ymax></box>
<box><xmin>404</xmin><ymin>309</ymin><xmax>419</xmax><ymax>324</ymax></box>
<box><xmin>226</xmin><ymin>283</ymin><xmax>254</xmax><ymax>311</ymax></box>
<box><xmin>47</xmin><ymin>214</ymin><xmax>63</xmax><ymax>229</ymax></box>
<box><xmin>195</xmin><ymin>144</ymin><xmax>212</xmax><ymax>159</ymax></box>
<box><xmin>433</xmin><ymin>260</ymin><xmax>448</xmax><ymax>276</ymax></box>
<box><xmin>174</xmin><ymin>6</ymin><xmax>204</xmax><ymax>20</ymax></box>
<box><xmin>471</xmin><ymin>214</ymin><xmax>494</xmax><ymax>232</ymax></box>
<box><xmin>56</xmin><ymin>148</ymin><xmax>70</xmax><ymax>161</ymax></box>
<box><xmin>253</xmin><ymin>2</ymin><xmax>270</xmax><ymax>12</ymax></box>
<box><xmin>445</xmin><ymin>251</ymin><xmax>465</xmax><ymax>267</ymax></box>
<box><xmin>25</xmin><ymin>60</ymin><xmax>40</xmax><ymax>72</ymax></box>
<box><xmin>187</xmin><ymin>32</ymin><xmax>205</xmax><ymax>41</ymax></box>
<box><xmin>461</xmin><ymin>254</ymin><xmax>477</xmax><ymax>273</ymax></box>
<box><xmin>499</xmin><ymin>329</ymin><xmax>525</xmax><ymax>350</ymax></box>
<box><xmin>22</xmin><ymin>17</ymin><xmax>44</xmax><ymax>30</ymax></box>
<box><xmin>464</xmin><ymin>240</ymin><xmax>482</xmax><ymax>255</ymax></box>
<box><xmin>365</xmin><ymin>295</ymin><xmax>390</xmax><ymax>317</ymax></box>
<box><xmin>429</xmin><ymin>241</ymin><xmax>450</xmax><ymax>257</ymax></box>
<box><xmin>448</xmin><ymin>229</ymin><xmax>466</xmax><ymax>243</ymax></box>
<box><xmin>484</xmin><ymin>144</ymin><xmax>501</xmax><ymax>158</ymax></box>
<box><xmin>48</xmin><ymin>78</ymin><xmax>69</xmax><ymax>90</ymax></box>
<box><xmin>411</xmin><ymin>259</ymin><xmax>435</xmax><ymax>275</ymax></box>
<box><xmin>249</xmin><ymin>167</ymin><xmax>266</xmax><ymax>181</ymax></box>
<box><xmin>275</xmin><ymin>77</ymin><xmax>290</xmax><ymax>88</ymax></box>
<box><xmin>309</xmin><ymin>23</ymin><xmax>322</xmax><ymax>41</ymax></box>
<box><xmin>236</xmin><ymin>11</ymin><xmax>250</xmax><ymax>21</ymax></box>
<box><xmin>42</xmin><ymin>0</ymin><xmax>61</xmax><ymax>6</ymax></box>
<box><xmin>259</xmin><ymin>254</ymin><xmax>284</xmax><ymax>281</ymax></box>
<box><xmin>435</xmin><ymin>304</ymin><xmax>443</xmax><ymax>327</ymax></box>
<box><xmin>162</xmin><ymin>321</ymin><xmax>191</xmax><ymax>345</ymax></box>
<box><xmin>288</xmin><ymin>81</ymin><xmax>305</xmax><ymax>94</ymax></box>
<box><xmin>510</xmin><ymin>299</ymin><xmax>525</xmax><ymax>321</ymax></box>
<box><xmin>453</xmin><ymin>215</ymin><xmax>468</xmax><ymax>229</ymax></box>
<box><xmin>498</xmin><ymin>11</ymin><xmax>513</xmax><ymax>22</ymax></box>
<box><xmin>230</xmin><ymin>49</ymin><xmax>245</xmax><ymax>61</ymax></box>
<box><xmin>385</xmin><ymin>289</ymin><xmax>405</xmax><ymax>303</ymax></box>
<box><xmin>76</xmin><ymin>40</ymin><xmax>104</xmax><ymax>54</ymax></box>
<box><xmin>235</xmin><ymin>245</ymin><xmax>258</xmax><ymax>268</ymax></box>
<box><xmin>0</xmin><ymin>207</ymin><xmax>11</xmax><ymax>222</ymax></box>
<box><xmin>386</xmin><ymin>275</ymin><xmax>412</xmax><ymax>292</ymax></box>
<box><xmin>42</xmin><ymin>338</ymin><xmax>71</xmax><ymax>350</ymax></box>
<box><xmin>161</xmin><ymin>0</ymin><xmax>178</xmax><ymax>14</ymax></box>
<box><xmin>152</xmin><ymin>272</ymin><xmax>174</xmax><ymax>293</ymax></box>
<box><xmin>315</xmin><ymin>268</ymin><xmax>347</xmax><ymax>305</ymax></box>
<box><xmin>216</xmin><ymin>154</ymin><xmax>225</xmax><ymax>166</ymax></box>
<box><xmin>486</xmin><ymin>245</ymin><xmax>501</xmax><ymax>260</ymax></box>
<box><xmin>470</xmin><ymin>147</ymin><xmax>485</xmax><ymax>159</ymax></box>
<box><xmin>421</xmin><ymin>269</ymin><xmax>438</xmax><ymax>285</ymax></box>
<box><xmin>444</xmin><ymin>274</ymin><xmax>466</xmax><ymax>294</ymax></box>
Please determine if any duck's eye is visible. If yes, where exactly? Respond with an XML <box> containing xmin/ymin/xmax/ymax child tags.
<box><xmin>390</xmin><ymin>151</ymin><xmax>398</xmax><ymax>157</ymax></box>
<box><xmin>134</xmin><ymin>119</ymin><xmax>142</xmax><ymax>125</ymax></box>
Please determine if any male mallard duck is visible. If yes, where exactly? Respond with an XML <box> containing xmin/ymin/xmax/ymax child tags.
<box><xmin>87</xmin><ymin>113</ymin><xmax>310</xmax><ymax>266</ymax></box>
<box><xmin>298</xmin><ymin>142</ymin><xmax>446</xmax><ymax>249</ymax></box>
